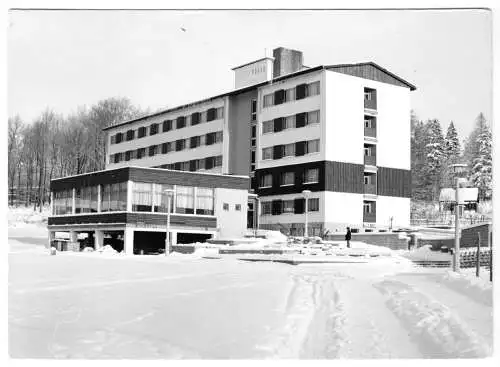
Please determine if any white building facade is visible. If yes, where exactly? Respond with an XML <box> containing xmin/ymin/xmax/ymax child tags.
<box><xmin>103</xmin><ymin>47</ymin><xmax>415</xmax><ymax>235</ymax></box>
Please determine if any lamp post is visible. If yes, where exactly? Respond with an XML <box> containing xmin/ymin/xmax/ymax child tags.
<box><xmin>164</xmin><ymin>188</ymin><xmax>175</xmax><ymax>256</ymax></box>
<box><xmin>450</xmin><ymin>163</ymin><xmax>467</xmax><ymax>272</ymax></box>
<box><xmin>302</xmin><ymin>190</ymin><xmax>311</xmax><ymax>238</ymax></box>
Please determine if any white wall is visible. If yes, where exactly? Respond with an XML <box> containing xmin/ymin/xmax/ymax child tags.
<box><xmin>324</xmin><ymin>71</ymin><xmax>365</xmax><ymax>165</ymax></box>
<box><xmin>323</xmin><ymin>191</ymin><xmax>364</xmax><ymax>230</ymax></box>
<box><xmin>376</xmin><ymin>196</ymin><xmax>410</xmax><ymax>228</ymax></box>
<box><xmin>324</xmin><ymin>69</ymin><xmax>411</xmax><ymax>170</ymax></box>
<box><xmin>233</xmin><ymin>58</ymin><xmax>274</xmax><ymax>89</ymax></box>
<box><xmin>214</xmin><ymin>188</ymin><xmax>248</xmax><ymax>239</ymax></box>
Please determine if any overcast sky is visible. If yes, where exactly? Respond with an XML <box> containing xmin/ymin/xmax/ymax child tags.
<box><xmin>8</xmin><ymin>9</ymin><xmax>491</xmax><ymax>141</ymax></box>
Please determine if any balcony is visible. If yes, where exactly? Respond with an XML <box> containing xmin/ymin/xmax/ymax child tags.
<box><xmin>363</xmin><ymin>212</ymin><xmax>376</xmax><ymax>223</ymax></box>
<box><xmin>364</xmin><ymin>99</ymin><xmax>377</xmax><ymax>110</ymax></box>
<box><xmin>364</xmin><ymin>183</ymin><xmax>377</xmax><ymax>195</ymax></box>
<box><xmin>364</xmin><ymin>155</ymin><xmax>376</xmax><ymax>166</ymax></box>
<box><xmin>364</xmin><ymin>127</ymin><xmax>376</xmax><ymax>138</ymax></box>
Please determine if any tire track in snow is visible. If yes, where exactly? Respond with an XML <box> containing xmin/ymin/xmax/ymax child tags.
<box><xmin>373</xmin><ymin>279</ymin><xmax>492</xmax><ymax>358</ymax></box>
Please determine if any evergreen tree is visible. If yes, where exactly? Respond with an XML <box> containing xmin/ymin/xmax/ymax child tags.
<box><xmin>463</xmin><ymin>113</ymin><xmax>487</xmax><ymax>171</ymax></box>
<box><xmin>470</xmin><ymin>123</ymin><xmax>492</xmax><ymax>200</ymax></box>
<box><xmin>444</xmin><ymin>121</ymin><xmax>461</xmax><ymax>162</ymax></box>
<box><xmin>424</xmin><ymin>119</ymin><xmax>445</xmax><ymax>201</ymax></box>
<box><xmin>410</xmin><ymin>112</ymin><xmax>429</xmax><ymax>200</ymax></box>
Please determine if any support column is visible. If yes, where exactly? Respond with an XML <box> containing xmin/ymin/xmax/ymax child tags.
<box><xmin>97</xmin><ymin>185</ymin><xmax>101</xmax><ymax>212</ymax></box>
<box><xmin>171</xmin><ymin>231</ymin><xmax>177</xmax><ymax>248</ymax></box>
<box><xmin>69</xmin><ymin>231</ymin><xmax>77</xmax><ymax>243</ymax></box>
<box><xmin>95</xmin><ymin>230</ymin><xmax>104</xmax><ymax>250</ymax></box>
<box><xmin>124</xmin><ymin>227</ymin><xmax>134</xmax><ymax>255</ymax></box>
<box><xmin>47</xmin><ymin>231</ymin><xmax>55</xmax><ymax>249</ymax></box>
<box><xmin>127</xmin><ymin>181</ymin><xmax>133</xmax><ymax>212</ymax></box>
<box><xmin>72</xmin><ymin>188</ymin><xmax>76</xmax><ymax>214</ymax></box>
<box><xmin>69</xmin><ymin>230</ymin><xmax>78</xmax><ymax>252</ymax></box>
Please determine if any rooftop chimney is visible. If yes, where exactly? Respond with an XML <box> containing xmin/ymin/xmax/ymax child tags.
<box><xmin>273</xmin><ymin>47</ymin><xmax>303</xmax><ymax>78</ymax></box>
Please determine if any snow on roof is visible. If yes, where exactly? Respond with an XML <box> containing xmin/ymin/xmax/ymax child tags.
<box><xmin>439</xmin><ymin>188</ymin><xmax>479</xmax><ymax>203</ymax></box>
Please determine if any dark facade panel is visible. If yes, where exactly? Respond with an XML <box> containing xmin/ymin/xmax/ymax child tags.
<box><xmin>126</xmin><ymin>213</ymin><xmax>216</xmax><ymax>228</ymax></box>
<box><xmin>329</xmin><ymin>64</ymin><xmax>414</xmax><ymax>90</ymax></box>
<box><xmin>50</xmin><ymin>168</ymin><xmax>130</xmax><ymax>192</ymax></box>
<box><xmin>255</xmin><ymin>160</ymin><xmax>326</xmax><ymax>196</ymax></box>
<box><xmin>48</xmin><ymin>213</ymin><xmax>127</xmax><ymax>226</ymax></box>
<box><xmin>128</xmin><ymin>167</ymin><xmax>249</xmax><ymax>191</ymax></box>
<box><xmin>325</xmin><ymin>161</ymin><xmax>364</xmax><ymax>194</ymax></box>
<box><xmin>377</xmin><ymin>166</ymin><xmax>411</xmax><ymax>198</ymax></box>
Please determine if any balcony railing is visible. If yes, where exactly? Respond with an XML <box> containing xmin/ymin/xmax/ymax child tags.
<box><xmin>363</xmin><ymin>212</ymin><xmax>376</xmax><ymax>223</ymax></box>
<box><xmin>364</xmin><ymin>127</ymin><xmax>376</xmax><ymax>138</ymax></box>
<box><xmin>364</xmin><ymin>183</ymin><xmax>377</xmax><ymax>195</ymax></box>
<box><xmin>364</xmin><ymin>155</ymin><xmax>376</xmax><ymax>166</ymax></box>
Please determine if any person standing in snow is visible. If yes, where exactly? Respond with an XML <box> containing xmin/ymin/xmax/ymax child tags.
<box><xmin>345</xmin><ymin>227</ymin><xmax>352</xmax><ymax>248</ymax></box>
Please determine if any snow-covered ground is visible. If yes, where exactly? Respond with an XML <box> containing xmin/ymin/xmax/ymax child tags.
<box><xmin>7</xmin><ymin>207</ymin><xmax>494</xmax><ymax>359</ymax></box>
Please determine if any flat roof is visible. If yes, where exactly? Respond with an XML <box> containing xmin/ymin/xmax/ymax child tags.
<box><xmin>103</xmin><ymin>62</ymin><xmax>416</xmax><ymax>131</ymax></box>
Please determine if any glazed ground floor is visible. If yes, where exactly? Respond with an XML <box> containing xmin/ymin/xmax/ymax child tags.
<box><xmin>258</xmin><ymin>191</ymin><xmax>410</xmax><ymax>235</ymax></box>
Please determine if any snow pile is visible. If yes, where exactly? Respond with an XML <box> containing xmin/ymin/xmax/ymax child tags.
<box><xmin>439</xmin><ymin>270</ymin><xmax>492</xmax><ymax>306</ymax></box>
<box><xmin>97</xmin><ymin>245</ymin><xmax>118</xmax><ymax>254</ymax></box>
<box><xmin>8</xmin><ymin>206</ymin><xmax>50</xmax><ymax>227</ymax></box>
<box><xmin>374</xmin><ymin>279</ymin><xmax>492</xmax><ymax>358</ymax></box>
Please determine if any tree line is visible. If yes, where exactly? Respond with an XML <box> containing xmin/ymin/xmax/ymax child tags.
<box><xmin>8</xmin><ymin>97</ymin><xmax>148</xmax><ymax>210</ymax></box>
<box><xmin>411</xmin><ymin>112</ymin><xmax>492</xmax><ymax>202</ymax></box>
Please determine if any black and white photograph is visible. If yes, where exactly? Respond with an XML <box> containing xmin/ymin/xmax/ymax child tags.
<box><xmin>5</xmin><ymin>3</ymin><xmax>496</xmax><ymax>361</ymax></box>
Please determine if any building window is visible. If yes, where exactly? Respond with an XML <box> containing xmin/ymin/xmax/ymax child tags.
<box><xmin>263</xmin><ymin>94</ymin><xmax>274</xmax><ymax>107</ymax></box>
<box><xmin>191</xmin><ymin>112</ymin><xmax>201</xmax><ymax>126</ymax></box>
<box><xmin>151</xmin><ymin>184</ymin><xmax>174</xmax><ymax>213</ymax></box>
<box><xmin>75</xmin><ymin>186</ymin><xmax>99</xmax><ymax>213</ymax></box>
<box><xmin>214</xmin><ymin>155</ymin><xmax>222</xmax><ymax>167</ymax></box>
<box><xmin>138</xmin><ymin>126</ymin><xmax>147</xmax><ymax>138</ymax></box>
<box><xmin>307</xmin><ymin>110</ymin><xmax>320</xmax><ymax>125</ymax></box>
<box><xmin>235</xmin><ymin>204</ymin><xmax>241</xmax><ymax>211</ymax></box>
<box><xmin>282</xmin><ymin>200</ymin><xmax>294</xmax><ymax>214</ymax></box>
<box><xmin>53</xmin><ymin>190</ymin><xmax>72</xmax><ymax>215</ymax></box>
<box><xmin>304</xmin><ymin>168</ymin><xmax>319</xmax><ymax>184</ymax></box>
<box><xmin>110</xmin><ymin>135</ymin><xmax>116</xmax><ymax>144</ymax></box>
<box><xmin>283</xmin><ymin>143</ymin><xmax>295</xmax><ymax>157</ymax></box>
<box><xmin>150</xmin><ymin>123</ymin><xmax>159</xmax><ymax>136</ymax></box>
<box><xmin>284</xmin><ymin>116</ymin><xmax>295</xmax><ymax>130</ymax></box>
<box><xmin>306</xmin><ymin>139</ymin><xmax>320</xmax><ymax>154</ymax></box>
<box><xmin>196</xmin><ymin>187</ymin><xmax>214</xmax><ymax>215</ymax></box>
<box><xmin>364</xmin><ymin>91</ymin><xmax>372</xmax><ymax>101</ymax></box>
<box><xmin>132</xmin><ymin>182</ymin><xmax>152</xmax><ymax>212</ymax></box>
<box><xmin>176</xmin><ymin>139</ymin><xmax>186</xmax><ymax>151</ymax></box>
<box><xmin>262</xmin><ymin>147</ymin><xmax>273</xmax><ymax>160</ymax></box>
<box><xmin>251</xmin><ymin>139</ymin><xmax>256</xmax><ymax>147</ymax></box>
<box><xmin>215</xmin><ymin>131</ymin><xmax>223</xmax><ymax>143</ymax></box>
<box><xmin>261</xmin><ymin>201</ymin><xmax>272</xmax><ymax>215</ymax></box>
<box><xmin>363</xmin><ymin>202</ymin><xmax>373</xmax><ymax>213</ymax></box>
<box><xmin>115</xmin><ymin>133</ymin><xmax>123</xmax><ymax>144</ymax></box>
<box><xmin>125</xmin><ymin>150</ymin><xmax>132</xmax><ymax>161</ymax></box>
<box><xmin>206</xmin><ymin>108</ymin><xmax>217</xmax><ymax>122</ymax></box>
<box><xmin>216</xmin><ymin>107</ymin><xmax>224</xmax><ymax>119</ymax></box>
<box><xmin>285</xmin><ymin>88</ymin><xmax>296</xmax><ymax>102</ymax></box>
<box><xmin>206</xmin><ymin>132</ymin><xmax>216</xmax><ymax>145</ymax></box>
<box><xmin>137</xmin><ymin>148</ymin><xmax>146</xmax><ymax>159</ymax></box>
<box><xmin>101</xmin><ymin>182</ymin><xmax>127</xmax><ymax>212</ymax></box>
<box><xmin>126</xmin><ymin>130</ymin><xmax>135</xmax><ymax>141</ymax></box>
<box><xmin>197</xmin><ymin>158</ymin><xmax>206</xmax><ymax>171</ymax></box>
<box><xmin>260</xmin><ymin>174</ymin><xmax>272</xmax><ymax>188</ymax></box>
<box><xmin>262</xmin><ymin>120</ymin><xmax>273</xmax><ymax>134</ymax></box>
<box><xmin>190</xmin><ymin>136</ymin><xmax>201</xmax><ymax>149</ymax></box>
<box><xmin>175</xmin><ymin>185</ymin><xmax>194</xmax><ymax>214</ymax></box>
<box><xmin>223</xmin><ymin>203</ymin><xmax>229</xmax><ymax>211</ymax></box>
<box><xmin>149</xmin><ymin>145</ymin><xmax>157</xmax><ymax>157</ymax></box>
<box><xmin>281</xmin><ymin>172</ymin><xmax>295</xmax><ymax>186</ymax></box>
<box><xmin>251</xmin><ymin>150</ymin><xmax>256</xmax><ymax>164</ymax></box>
<box><xmin>308</xmin><ymin>198</ymin><xmax>319</xmax><ymax>212</ymax></box>
<box><xmin>113</xmin><ymin>153</ymin><xmax>121</xmax><ymax>164</ymax></box>
<box><xmin>308</xmin><ymin>81</ymin><xmax>320</xmax><ymax>96</ymax></box>
<box><xmin>251</xmin><ymin>99</ymin><xmax>257</xmax><ymax>122</ymax></box>
<box><xmin>251</xmin><ymin>125</ymin><xmax>256</xmax><ymax>138</ymax></box>
<box><xmin>163</xmin><ymin>120</ymin><xmax>173</xmax><ymax>132</ymax></box>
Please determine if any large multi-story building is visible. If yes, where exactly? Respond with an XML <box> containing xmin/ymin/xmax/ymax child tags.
<box><xmin>103</xmin><ymin>47</ymin><xmax>416</xmax><ymax>236</ymax></box>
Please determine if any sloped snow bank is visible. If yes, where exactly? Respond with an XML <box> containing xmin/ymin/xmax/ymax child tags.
<box><xmin>374</xmin><ymin>279</ymin><xmax>492</xmax><ymax>358</ymax></box>
<box><xmin>439</xmin><ymin>270</ymin><xmax>492</xmax><ymax>306</ymax></box>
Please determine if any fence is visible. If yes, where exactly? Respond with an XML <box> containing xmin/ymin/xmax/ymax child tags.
<box><xmin>410</xmin><ymin>214</ymin><xmax>490</xmax><ymax>227</ymax></box>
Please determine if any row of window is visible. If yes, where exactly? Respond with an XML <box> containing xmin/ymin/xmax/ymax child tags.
<box><xmin>250</xmin><ymin>99</ymin><xmax>257</xmax><ymax>172</ymax></box>
<box><xmin>53</xmin><ymin>183</ymin><xmax>216</xmax><ymax>216</ymax></box>
<box><xmin>53</xmin><ymin>183</ymin><xmax>127</xmax><ymax>215</ymax></box>
<box><xmin>132</xmin><ymin>183</ymin><xmax>214</xmax><ymax>215</ymax></box>
<box><xmin>260</xmin><ymin>168</ymin><xmax>319</xmax><ymax>188</ymax></box>
<box><xmin>110</xmin><ymin>107</ymin><xmax>224</xmax><ymax>144</ymax></box>
<box><xmin>261</xmin><ymin>198</ymin><xmax>320</xmax><ymax>216</ymax></box>
<box><xmin>262</xmin><ymin>139</ymin><xmax>320</xmax><ymax>161</ymax></box>
<box><xmin>262</xmin><ymin>110</ymin><xmax>320</xmax><ymax>134</ymax></box>
<box><xmin>263</xmin><ymin>81</ymin><xmax>320</xmax><ymax>108</ymax></box>
<box><xmin>110</xmin><ymin>131</ymin><xmax>223</xmax><ymax>164</ymax></box>
<box><xmin>156</xmin><ymin>155</ymin><xmax>223</xmax><ymax>172</ymax></box>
